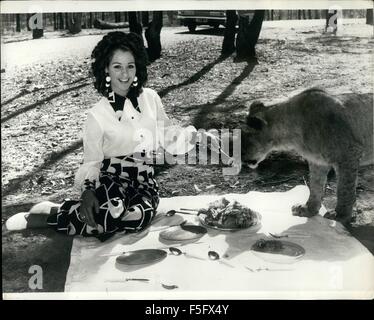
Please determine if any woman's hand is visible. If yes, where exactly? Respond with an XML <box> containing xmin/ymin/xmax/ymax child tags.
<box><xmin>80</xmin><ymin>189</ymin><xmax>99</xmax><ymax>228</ymax></box>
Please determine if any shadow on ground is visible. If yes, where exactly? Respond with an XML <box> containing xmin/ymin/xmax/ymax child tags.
<box><xmin>2</xmin><ymin>203</ymin><xmax>73</xmax><ymax>293</ymax></box>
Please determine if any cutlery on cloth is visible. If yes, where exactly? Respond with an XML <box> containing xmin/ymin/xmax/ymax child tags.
<box><xmin>269</xmin><ymin>232</ymin><xmax>311</xmax><ymax>239</ymax></box>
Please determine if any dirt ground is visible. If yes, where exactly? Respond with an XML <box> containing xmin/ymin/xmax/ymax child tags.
<box><xmin>1</xmin><ymin>19</ymin><xmax>373</xmax><ymax>293</ymax></box>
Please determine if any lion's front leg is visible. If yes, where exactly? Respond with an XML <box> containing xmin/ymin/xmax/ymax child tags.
<box><xmin>292</xmin><ymin>163</ymin><xmax>330</xmax><ymax>217</ymax></box>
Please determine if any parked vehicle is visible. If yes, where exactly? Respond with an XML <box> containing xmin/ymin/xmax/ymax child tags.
<box><xmin>177</xmin><ymin>10</ymin><xmax>226</xmax><ymax>32</ymax></box>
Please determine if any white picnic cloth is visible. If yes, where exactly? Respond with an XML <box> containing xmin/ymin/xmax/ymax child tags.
<box><xmin>64</xmin><ymin>185</ymin><xmax>374</xmax><ymax>299</ymax></box>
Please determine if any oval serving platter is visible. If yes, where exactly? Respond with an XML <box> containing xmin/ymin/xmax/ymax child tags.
<box><xmin>199</xmin><ymin>211</ymin><xmax>262</xmax><ymax>233</ymax></box>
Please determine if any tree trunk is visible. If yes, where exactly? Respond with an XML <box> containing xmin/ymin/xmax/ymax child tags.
<box><xmin>367</xmin><ymin>9</ymin><xmax>373</xmax><ymax>25</ymax></box>
<box><xmin>58</xmin><ymin>13</ymin><xmax>64</xmax><ymax>29</ymax></box>
<box><xmin>67</xmin><ymin>13</ymin><xmax>82</xmax><ymax>34</ymax></box>
<box><xmin>81</xmin><ymin>13</ymin><xmax>87</xmax><ymax>29</ymax></box>
<box><xmin>144</xmin><ymin>11</ymin><xmax>163</xmax><ymax>62</ymax></box>
<box><xmin>167</xmin><ymin>11</ymin><xmax>175</xmax><ymax>26</ymax></box>
<box><xmin>53</xmin><ymin>13</ymin><xmax>57</xmax><ymax>30</ymax></box>
<box><xmin>26</xmin><ymin>14</ymin><xmax>32</xmax><ymax>31</ymax></box>
<box><xmin>236</xmin><ymin>10</ymin><xmax>265</xmax><ymax>61</ymax></box>
<box><xmin>142</xmin><ymin>11</ymin><xmax>149</xmax><ymax>28</ymax></box>
<box><xmin>129</xmin><ymin>12</ymin><xmax>143</xmax><ymax>36</ymax></box>
<box><xmin>89</xmin><ymin>13</ymin><xmax>93</xmax><ymax>28</ymax></box>
<box><xmin>221</xmin><ymin>10</ymin><xmax>238</xmax><ymax>56</ymax></box>
<box><xmin>16</xmin><ymin>14</ymin><xmax>21</xmax><ymax>32</ymax></box>
<box><xmin>114</xmin><ymin>12</ymin><xmax>121</xmax><ymax>23</ymax></box>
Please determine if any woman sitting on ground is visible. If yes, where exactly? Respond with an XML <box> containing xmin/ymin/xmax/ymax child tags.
<box><xmin>5</xmin><ymin>31</ymin><xmax>199</xmax><ymax>241</ymax></box>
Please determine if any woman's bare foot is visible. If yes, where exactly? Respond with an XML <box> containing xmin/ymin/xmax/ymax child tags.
<box><xmin>4</xmin><ymin>201</ymin><xmax>61</xmax><ymax>231</ymax></box>
<box><xmin>5</xmin><ymin>212</ymin><xmax>29</xmax><ymax>231</ymax></box>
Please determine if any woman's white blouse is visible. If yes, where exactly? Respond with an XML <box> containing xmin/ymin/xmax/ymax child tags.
<box><xmin>74</xmin><ymin>88</ymin><xmax>196</xmax><ymax>191</ymax></box>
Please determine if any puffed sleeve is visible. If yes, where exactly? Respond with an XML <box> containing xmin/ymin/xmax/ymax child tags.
<box><xmin>153</xmin><ymin>90</ymin><xmax>197</xmax><ymax>155</ymax></box>
<box><xmin>74</xmin><ymin>111</ymin><xmax>104</xmax><ymax>193</ymax></box>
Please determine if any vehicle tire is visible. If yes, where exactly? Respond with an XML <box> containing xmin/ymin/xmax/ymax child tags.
<box><xmin>188</xmin><ymin>22</ymin><xmax>196</xmax><ymax>32</ymax></box>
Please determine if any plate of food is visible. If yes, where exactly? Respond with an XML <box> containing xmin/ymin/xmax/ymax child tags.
<box><xmin>116</xmin><ymin>249</ymin><xmax>167</xmax><ymax>265</ymax></box>
<box><xmin>198</xmin><ymin>197</ymin><xmax>261</xmax><ymax>232</ymax></box>
<box><xmin>159</xmin><ymin>224</ymin><xmax>207</xmax><ymax>242</ymax></box>
<box><xmin>251</xmin><ymin>239</ymin><xmax>305</xmax><ymax>264</ymax></box>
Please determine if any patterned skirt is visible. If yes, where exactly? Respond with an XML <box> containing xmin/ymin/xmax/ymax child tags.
<box><xmin>47</xmin><ymin>155</ymin><xmax>159</xmax><ymax>241</ymax></box>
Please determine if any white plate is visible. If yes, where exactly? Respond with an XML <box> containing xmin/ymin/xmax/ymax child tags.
<box><xmin>159</xmin><ymin>224</ymin><xmax>207</xmax><ymax>241</ymax></box>
<box><xmin>116</xmin><ymin>249</ymin><xmax>167</xmax><ymax>265</ymax></box>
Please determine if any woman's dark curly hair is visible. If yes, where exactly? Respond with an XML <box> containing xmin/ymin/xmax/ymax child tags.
<box><xmin>91</xmin><ymin>31</ymin><xmax>148</xmax><ymax>97</ymax></box>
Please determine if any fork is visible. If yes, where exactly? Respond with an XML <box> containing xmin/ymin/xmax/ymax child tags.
<box><xmin>269</xmin><ymin>232</ymin><xmax>310</xmax><ymax>239</ymax></box>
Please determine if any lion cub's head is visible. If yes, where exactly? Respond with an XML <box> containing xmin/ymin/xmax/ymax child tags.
<box><xmin>241</xmin><ymin>101</ymin><xmax>273</xmax><ymax>169</ymax></box>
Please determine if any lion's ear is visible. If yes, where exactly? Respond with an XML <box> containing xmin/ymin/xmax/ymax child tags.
<box><xmin>247</xmin><ymin>116</ymin><xmax>266</xmax><ymax>130</ymax></box>
<box><xmin>249</xmin><ymin>101</ymin><xmax>266</xmax><ymax>115</ymax></box>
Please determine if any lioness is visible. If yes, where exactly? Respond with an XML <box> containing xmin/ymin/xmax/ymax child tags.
<box><xmin>241</xmin><ymin>88</ymin><xmax>373</xmax><ymax>225</ymax></box>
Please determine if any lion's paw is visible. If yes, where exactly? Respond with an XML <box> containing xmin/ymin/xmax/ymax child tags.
<box><xmin>324</xmin><ymin>210</ymin><xmax>352</xmax><ymax>227</ymax></box>
<box><xmin>323</xmin><ymin>210</ymin><xmax>337</xmax><ymax>220</ymax></box>
<box><xmin>292</xmin><ymin>204</ymin><xmax>316</xmax><ymax>217</ymax></box>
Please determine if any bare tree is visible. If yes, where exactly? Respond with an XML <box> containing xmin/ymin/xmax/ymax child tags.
<box><xmin>53</xmin><ymin>13</ymin><xmax>57</xmax><ymax>30</ymax></box>
<box><xmin>235</xmin><ymin>10</ymin><xmax>265</xmax><ymax>61</ymax></box>
<box><xmin>367</xmin><ymin>8</ymin><xmax>373</xmax><ymax>25</ymax></box>
<box><xmin>221</xmin><ymin>10</ymin><xmax>265</xmax><ymax>61</ymax></box>
<box><xmin>114</xmin><ymin>12</ymin><xmax>121</xmax><ymax>23</ymax></box>
<box><xmin>221</xmin><ymin>10</ymin><xmax>238</xmax><ymax>56</ymax></box>
<box><xmin>129</xmin><ymin>12</ymin><xmax>142</xmax><ymax>36</ymax></box>
<box><xmin>16</xmin><ymin>14</ymin><xmax>21</xmax><ymax>32</ymax></box>
<box><xmin>58</xmin><ymin>13</ymin><xmax>64</xmax><ymax>29</ymax></box>
<box><xmin>145</xmin><ymin>11</ymin><xmax>163</xmax><ymax>62</ymax></box>
<box><xmin>26</xmin><ymin>13</ymin><xmax>32</xmax><ymax>31</ymax></box>
<box><xmin>67</xmin><ymin>13</ymin><xmax>82</xmax><ymax>34</ymax></box>
<box><xmin>142</xmin><ymin>11</ymin><xmax>149</xmax><ymax>27</ymax></box>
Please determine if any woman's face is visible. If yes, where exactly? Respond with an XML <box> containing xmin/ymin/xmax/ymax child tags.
<box><xmin>105</xmin><ymin>49</ymin><xmax>136</xmax><ymax>96</ymax></box>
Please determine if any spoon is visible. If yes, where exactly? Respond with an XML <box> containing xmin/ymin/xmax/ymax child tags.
<box><xmin>208</xmin><ymin>250</ymin><xmax>220</xmax><ymax>260</ymax></box>
<box><xmin>208</xmin><ymin>250</ymin><xmax>235</xmax><ymax>268</ymax></box>
<box><xmin>168</xmin><ymin>247</ymin><xmax>205</xmax><ymax>261</ymax></box>
<box><xmin>169</xmin><ymin>247</ymin><xmax>184</xmax><ymax>255</ymax></box>
<box><xmin>165</xmin><ymin>209</ymin><xmax>199</xmax><ymax>217</ymax></box>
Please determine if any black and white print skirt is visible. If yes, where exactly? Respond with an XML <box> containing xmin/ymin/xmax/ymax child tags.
<box><xmin>47</xmin><ymin>155</ymin><xmax>159</xmax><ymax>241</ymax></box>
